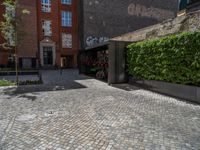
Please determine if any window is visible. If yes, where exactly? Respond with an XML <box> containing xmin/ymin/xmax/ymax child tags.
<box><xmin>62</xmin><ymin>33</ymin><xmax>72</xmax><ymax>48</ymax></box>
<box><xmin>42</xmin><ymin>20</ymin><xmax>52</xmax><ymax>36</ymax></box>
<box><xmin>43</xmin><ymin>47</ymin><xmax>53</xmax><ymax>65</ymax></box>
<box><xmin>41</xmin><ymin>0</ymin><xmax>51</xmax><ymax>12</ymax></box>
<box><xmin>61</xmin><ymin>11</ymin><xmax>72</xmax><ymax>27</ymax></box>
<box><xmin>22</xmin><ymin>58</ymin><xmax>32</xmax><ymax>68</ymax></box>
<box><xmin>61</xmin><ymin>0</ymin><xmax>72</xmax><ymax>5</ymax></box>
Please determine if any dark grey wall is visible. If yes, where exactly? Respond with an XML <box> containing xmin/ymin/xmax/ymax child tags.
<box><xmin>80</xmin><ymin>0</ymin><xmax>179</xmax><ymax>48</ymax></box>
<box><xmin>187</xmin><ymin>1</ymin><xmax>200</xmax><ymax>13</ymax></box>
<box><xmin>108</xmin><ymin>41</ymin><xmax>129</xmax><ymax>84</ymax></box>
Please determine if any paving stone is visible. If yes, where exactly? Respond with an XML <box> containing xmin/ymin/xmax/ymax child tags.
<box><xmin>0</xmin><ymin>70</ymin><xmax>200</xmax><ymax>149</ymax></box>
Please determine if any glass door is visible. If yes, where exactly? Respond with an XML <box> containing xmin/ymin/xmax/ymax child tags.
<box><xmin>43</xmin><ymin>46</ymin><xmax>53</xmax><ymax>65</ymax></box>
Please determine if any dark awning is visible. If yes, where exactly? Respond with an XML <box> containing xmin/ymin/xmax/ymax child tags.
<box><xmin>79</xmin><ymin>42</ymin><xmax>109</xmax><ymax>53</ymax></box>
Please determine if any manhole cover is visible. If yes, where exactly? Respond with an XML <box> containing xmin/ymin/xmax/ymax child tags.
<box><xmin>44</xmin><ymin>111</ymin><xmax>55</xmax><ymax>117</ymax></box>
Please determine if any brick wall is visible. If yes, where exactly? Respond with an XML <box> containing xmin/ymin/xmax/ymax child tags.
<box><xmin>37</xmin><ymin>0</ymin><xmax>61</xmax><ymax>66</ymax></box>
<box><xmin>0</xmin><ymin>0</ymin><xmax>79</xmax><ymax>67</ymax></box>
<box><xmin>0</xmin><ymin>0</ymin><xmax>38</xmax><ymax>66</ymax></box>
<box><xmin>17</xmin><ymin>0</ymin><xmax>38</xmax><ymax>58</ymax></box>
<box><xmin>111</xmin><ymin>10</ymin><xmax>200</xmax><ymax>42</ymax></box>
<box><xmin>37</xmin><ymin>0</ymin><xmax>79</xmax><ymax>67</ymax></box>
<box><xmin>80</xmin><ymin>0</ymin><xmax>179</xmax><ymax>48</ymax></box>
<box><xmin>0</xmin><ymin>51</ymin><xmax>8</xmax><ymax>66</ymax></box>
<box><xmin>187</xmin><ymin>1</ymin><xmax>200</xmax><ymax>13</ymax></box>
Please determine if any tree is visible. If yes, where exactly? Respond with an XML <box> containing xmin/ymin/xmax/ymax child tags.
<box><xmin>0</xmin><ymin>0</ymin><xmax>30</xmax><ymax>85</ymax></box>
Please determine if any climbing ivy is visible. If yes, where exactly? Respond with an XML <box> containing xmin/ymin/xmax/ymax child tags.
<box><xmin>127</xmin><ymin>31</ymin><xmax>200</xmax><ymax>86</ymax></box>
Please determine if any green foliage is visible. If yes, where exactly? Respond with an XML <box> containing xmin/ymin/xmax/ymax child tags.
<box><xmin>19</xmin><ymin>80</ymin><xmax>43</xmax><ymax>85</ymax></box>
<box><xmin>0</xmin><ymin>79</ymin><xmax>42</xmax><ymax>86</ymax></box>
<box><xmin>127</xmin><ymin>31</ymin><xmax>200</xmax><ymax>86</ymax></box>
<box><xmin>0</xmin><ymin>79</ymin><xmax>15</xmax><ymax>86</ymax></box>
<box><xmin>0</xmin><ymin>0</ymin><xmax>30</xmax><ymax>48</ymax></box>
<box><xmin>0</xmin><ymin>0</ymin><xmax>16</xmax><ymax>48</ymax></box>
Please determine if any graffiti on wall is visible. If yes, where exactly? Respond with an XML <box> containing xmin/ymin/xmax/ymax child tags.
<box><xmin>86</xmin><ymin>36</ymin><xmax>109</xmax><ymax>47</ymax></box>
<box><xmin>128</xmin><ymin>3</ymin><xmax>175</xmax><ymax>21</ymax></box>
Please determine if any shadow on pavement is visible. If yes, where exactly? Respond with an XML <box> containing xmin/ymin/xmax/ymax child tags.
<box><xmin>18</xmin><ymin>94</ymin><xmax>38</xmax><ymax>101</ymax></box>
<box><xmin>2</xmin><ymin>69</ymin><xmax>93</xmax><ymax>100</ymax></box>
<box><xmin>2</xmin><ymin>81</ymin><xmax>88</xmax><ymax>98</ymax></box>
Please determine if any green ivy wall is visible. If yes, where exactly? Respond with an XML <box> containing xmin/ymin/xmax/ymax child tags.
<box><xmin>127</xmin><ymin>31</ymin><xmax>200</xmax><ymax>86</ymax></box>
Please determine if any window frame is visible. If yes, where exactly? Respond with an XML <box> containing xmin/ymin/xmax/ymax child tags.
<box><xmin>61</xmin><ymin>11</ymin><xmax>72</xmax><ymax>27</ymax></box>
<box><xmin>41</xmin><ymin>0</ymin><xmax>51</xmax><ymax>13</ymax></box>
<box><xmin>62</xmin><ymin>33</ymin><xmax>72</xmax><ymax>48</ymax></box>
<box><xmin>61</xmin><ymin>0</ymin><xmax>72</xmax><ymax>5</ymax></box>
<box><xmin>42</xmin><ymin>20</ymin><xmax>52</xmax><ymax>37</ymax></box>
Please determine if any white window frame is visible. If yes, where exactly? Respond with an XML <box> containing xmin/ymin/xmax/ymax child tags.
<box><xmin>42</xmin><ymin>20</ymin><xmax>52</xmax><ymax>36</ymax></box>
<box><xmin>62</xmin><ymin>33</ymin><xmax>72</xmax><ymax>48</ymax></box>
<box><xmin>61</xmin><ymin>0</ymin><xmax>72</xmax><ymax>5</ymax></box>
<box><xmin>41</xmin><ymin>0</ymin><xmax>51</xmax><ymax>12</ymax></box>
<box><xmin>61</xmin><ymin>11</ymin><xmax>72</xmax><ymax>27</ymax></box>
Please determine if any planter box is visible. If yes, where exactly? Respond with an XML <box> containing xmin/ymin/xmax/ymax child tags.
<box><xmin>129</xmin><ymin>77</ymin><xmax>200</xmax><ymax>104</ymax></box>
<box><xmin>0</xmin><ymin>71</ymin><xmax>39</xmax><ymax>76</ymax></box>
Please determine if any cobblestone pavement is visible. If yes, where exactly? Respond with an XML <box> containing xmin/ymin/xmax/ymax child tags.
<box><xmin>0</xmin><ymin>70</ymin><xmax>200</xmax><ymax>150</ymax></box>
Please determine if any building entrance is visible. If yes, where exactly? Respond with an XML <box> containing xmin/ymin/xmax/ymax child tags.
<box><xmin>43</xmin><ymin>46</ymin><xmax>53</xmax><ymax>66</ymax></box>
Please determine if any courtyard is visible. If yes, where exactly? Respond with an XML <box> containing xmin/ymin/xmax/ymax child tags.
<box><xmin>0</xmin><ymin>70</ymin><xmax>200</xmax><ymax>150</ymax></box>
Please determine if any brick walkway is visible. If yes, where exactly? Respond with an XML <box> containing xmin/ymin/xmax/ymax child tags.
<box><xmin>0</xmin><ymin>70</ymin><xmax>200</xmax><ymax>150</ymax></box>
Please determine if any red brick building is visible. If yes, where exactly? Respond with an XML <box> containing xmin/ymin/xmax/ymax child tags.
<box><xmin>1</xmin><ymin>0</ymin><xmax>192</xmax><ymax>69</ymax></box>
<box><xmin>0</xmin><ymin>1</ymin><xmax>8</xmax><ymax>66</ymax></box>
<box><xmin>18</xmin><ymin>0</ymin><xmax>38</xmax><ymax>68</ymax></box>
<box><xmin>37</xmin><ymin>0</ymin><xmax>78</xmax><ymax>68</ymax></box>
<box><xmin>0</xmin><ymin>0</ymin><xmax>78</xmax><ymax>68</ymax></box>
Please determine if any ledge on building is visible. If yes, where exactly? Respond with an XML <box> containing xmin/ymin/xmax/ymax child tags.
<box><xmin>81</xmin><ymin>42</ymin><xmax>109</xmax><ymax>52</ymax></box>
<box><xmin>129</xmin><ymin>77</ymin><xmax>200</xmax><ymax>104</ymax></box>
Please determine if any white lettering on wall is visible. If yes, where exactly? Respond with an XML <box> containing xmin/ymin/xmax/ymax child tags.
<box><xmin>86</xmin><ymin>36</ymin><xmax>109</xmax><ymax>47</ymax></box>
<box><xmin>128</xmin><ymin>3</ymin><xmax>175</xmax><ymax>21</ymax></box>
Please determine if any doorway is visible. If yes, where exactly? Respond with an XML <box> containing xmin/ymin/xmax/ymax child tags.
<box><xmin>61</xmin><ymin>55</ymin><xmax>74</xmax><ymax>68</ymax></box>
<box><xmin>43</xmin><ymin>46</ymin><xmax>53</xmax><ymax>66</ymax></box>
